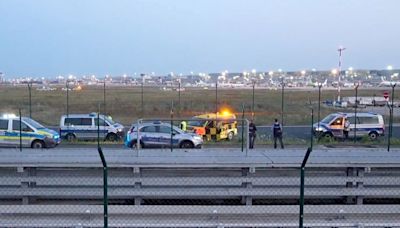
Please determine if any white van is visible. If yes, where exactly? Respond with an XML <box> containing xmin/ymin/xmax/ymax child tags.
<box><xmin>314</xmin><ymin>112</ymin><xmax>384</xmax><ymax>140</ymax></box>
<box><xmin>59</xmin><ymin>113</ymin><xmax>124</xmax><ymax>141</ymax></box>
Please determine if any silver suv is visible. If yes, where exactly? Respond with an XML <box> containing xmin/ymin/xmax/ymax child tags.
<box><xmin>124</xmin><ymin>122</ymin><xmax>203</xmax><ymax>149</ymax></box>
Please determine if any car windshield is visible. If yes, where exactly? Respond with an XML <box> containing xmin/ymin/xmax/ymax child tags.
<box><xmin>23</xmin><ymin>118</ymin><xmax>45</xmax><ymax>129</ymax></box>
<box><xmin>321</xmin><ymin>114</ymin><xmax>337</xmax><ymax>124</ymax></box>
<box><xmin>188</xmin><ymin>119</ymin><xmax>206</xmax><ymax>127</ymax></box>
<box><xmin>104</xmin><ymin>116</ymin><xmax>115</xmax><ymax>125</ymax></box>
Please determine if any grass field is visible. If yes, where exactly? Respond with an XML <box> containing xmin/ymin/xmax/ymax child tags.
<box><xmin>0</xmin><ymin>85</ymin><xmax>396</xmax><ymax>126</ymax></box>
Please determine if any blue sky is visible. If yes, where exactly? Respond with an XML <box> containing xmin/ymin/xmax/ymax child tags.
<box><xmin>0</xmin><ymin>0</ymin><xmax>399</xmax><ymax>77</ymax></box>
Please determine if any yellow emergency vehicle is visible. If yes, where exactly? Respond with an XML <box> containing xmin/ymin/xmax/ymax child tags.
<box><xmin>187</xmin><ymin>110</ymin><xmax>237</xmax><ymax>141</ymax></box>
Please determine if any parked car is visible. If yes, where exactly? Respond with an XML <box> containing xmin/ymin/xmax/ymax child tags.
<box><xmin>60</xmin><ymin>113</ymin><xmax>124</xmax><ymax>141</ymax></box>
<box><xmin>0</xmin><ymin>114</ymin><xmax>60</xmax><ymax>148</ymax></box>
<box><xmin>125</xmin><ymin>121</ymin><xmax>203</xmax><ymax>148</ymax></box>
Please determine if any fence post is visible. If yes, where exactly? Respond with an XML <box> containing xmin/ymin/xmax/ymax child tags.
<box><xmin>317</xmin><ymin>84</ymin><xmax>322</xmax><ymax>140</ymax></box>
<box><xmin>281</xmin><ymin>79</ymin><xmax>285</xmax><ymax>130</ymax></box>
<box><xmin>310</xmin><ymin>108</ymin><xmax>314</xmax><ymax>150</ymax></box>
<box><xmin>103</xmin><ymin>80</ymin><xmax>106</xmax><ymax>115</ymax></box>
<box><xmin>28</xmin><ymin>82</ymin><xmax>32</xmax><ymax>118</ymax></box>
<box><xmin>215</xmin><ymin>81</ymin><xmax>218</xmax><ymax>114</ymax></box>
<box><xmin>97</xmin><ymin>147</ymin><xmax>108</xmax><ymax>228</ymax></box>
<box><xmin>66</xmin><ymin>80</ymin><xmax>69</xmax><ymax>117</ymax></box>
<box><xmin>387</xmin><ymin>83</ymin><xmax>396</xmax><ymax>151</ymax></box>
<box><xmin>241</xmin><ymin>104</ymin><xmax>245</xmax><ymax>152</ymax></box>
<box><xmin>354</xmin><ymin>84</ymin><xmax>359</xmax><ymax>143</ymax></box>
<box><xmin>299</xmin><ymin>147</ymin><xmax>312</xmax><ymax>228</ymax></box>
<box><xmin>170</xmin><ymin>101</ymin><xmax>174</xmax><ymax>152</ymax></box>
<box><xmin>19</xmin><ymin>109</ymin><xmax>22</xmax><ymax>152</ymax></box>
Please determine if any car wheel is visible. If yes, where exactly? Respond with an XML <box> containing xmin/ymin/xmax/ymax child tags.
<box><xmin>180</xmin><ymin>141</ymin><xmax>194</xmax><ymax>148</ymax></box>
<box><xmin>369</xmin><ymin>132</ymin><xmax>378</xmax><ymax>141</ymax></box>
<box><xmin>66</xmin><ymin>133</ymin><xmax>76</xmax><ymax>142</ymax></box>
<box><xmin>31</xmin><ymin>140</ymin><xmax>45</xmax><ymax>149</ymax></box>
<box><xmin>106</xmin><ymin>133</ymin><xmax>118</xmax><ymax>141</ymax></box>
<box><xmin>227</xmin><ymin>131</ymin><xmax>234</xmax><ymax>141</ymax></box>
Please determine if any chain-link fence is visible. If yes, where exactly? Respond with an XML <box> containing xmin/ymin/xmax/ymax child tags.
<box><xmin>1</xmin><ymin>84</ymin><xmax>399</xmax><ymax>149</ymax></box>
<box><xmin>0</xmin><ymin>147</ymin><xmax>400</xmax><ymax>227</ymax></box>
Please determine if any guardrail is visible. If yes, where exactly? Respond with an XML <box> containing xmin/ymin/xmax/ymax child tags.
<box><xmin>1</xmin><ymin>148</ymin><xmax>400</xmax><ymax>227</ymax></box>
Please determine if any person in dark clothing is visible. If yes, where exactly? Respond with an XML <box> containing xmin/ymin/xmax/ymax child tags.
<box><xmin>272</xmin><ymin>118</ymin><xmax>284</xmax><ymax>149</ymax></box>
<box><xmin>249</xmin><ymin>120</ymin><xmax>257</xmax><ymax>149</ymax></box>
<box><xmin>343</xmin><ymin>118</ymin><xmax>350</xmax><ymax>140</ymax></box>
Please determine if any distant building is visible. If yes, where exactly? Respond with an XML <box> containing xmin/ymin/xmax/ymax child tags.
<box><xmin>0</xmin><ymin>72</ymin><xmax>3</xmax><ymax>83</ymax></box>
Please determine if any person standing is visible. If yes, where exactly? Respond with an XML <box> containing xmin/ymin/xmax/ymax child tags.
<box><xmin>272</xmin><ymin>118</ymin><xmax>284</xmax><ymax>149</ymax></box>
<box><xmin>180</xmin><ymin>120</ymin><xmax>187</xmax><ymax>131</ymax></box>
<box><xmin>343</xmin><ymin>118</ymin><xmax>350</xmax><ymax>140</ymax></box>
<box><xmin>249</xmin><ymin>120</ymin><xmax>257</xmax><ymax>149</ymax></box>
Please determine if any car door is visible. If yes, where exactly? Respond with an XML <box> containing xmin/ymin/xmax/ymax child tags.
<box><xmin>9</xmin><ymin>120</ymin><xmax>35</xmax><ymax>147</ymax></box>
<box><xmin>329</xmin><ymin>117</ymin><xmax>344</xmax><ymax>138</ymax></box>
<box><xmin>158</xmin><ymin>125</ymin><xmax>175</xmax><ymax>147</ymax></box>
<box><xmin>347</xmin><ymin>116</ymin><xmax>360</xmax><ymax>138</ymax></box>
<box><xmin>80</xmin><ymin>118</ymin><xmax>94</xmax><ymax>139</ymax></box>
<box><xmin>140</xmin><ymin>126</ymin><xmax>158</xmax><ymax>147</ymax></box>
<box><xmin>95</xmin><ymin>117</ymin><xmax>109</xmax><ymax>139</ymax></box>
<box><xmin>0</xmin><ymin>119</ymin><xmax>10</xmax><ymax>146</ymax></box>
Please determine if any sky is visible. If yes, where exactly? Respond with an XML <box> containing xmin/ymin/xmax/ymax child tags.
<box><xmin>0</xmin><ymin>0</ymin><xmax>399</xmax><ymax>77</ymax></box>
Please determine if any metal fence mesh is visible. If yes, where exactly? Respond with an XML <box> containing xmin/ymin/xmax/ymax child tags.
<box><xmin>1</xmin><ymin>161</ymin><xmax>400</xmax><ymax>227</ymax></box>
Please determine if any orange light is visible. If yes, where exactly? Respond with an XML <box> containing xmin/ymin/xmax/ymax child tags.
<box><xmin>221</xmin><ymin>109</ymin><xmax>231</xmax><ymax>116</ymax></box>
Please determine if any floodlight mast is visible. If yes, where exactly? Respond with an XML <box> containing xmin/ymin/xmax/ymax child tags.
<box><xmin>337</xmin><ymin>47</ymin><xmax>346</xmax><ymax>102</ymax></box>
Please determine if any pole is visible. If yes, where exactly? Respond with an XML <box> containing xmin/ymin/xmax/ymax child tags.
<box><xmin>317</xmin><ymin>84</ymin><xmax>321</xmax><ymax>139</ymax></box>
<box><xmin>97</xmin><ymin>105</ymin><xmax>100</xmax><ymax>148</ymax></box>
<box><xmin>19</xmin><ymin>109</ymin><xmax>22</xmax><ymax>152</ymax></box>
<box><xmin>103</xmin><ymin>81</ymin><xmax>106</xmax><ymax>115</ymax></box>
<box><xmin>215</xmin><ymin>80</ymin><xmax>218</xmax><ymax>114</ymax></box>
<box><xmin>141</xmin><ymin>76</ymin><xmax>144</xmax><ymax>118</ymax></box>
<box><xmin>310</xmin><ymin>108</ymin><xmax>314</xmax><ymax>150</ymax></box>
<box><xmin>178</xmin><ymin>80</ymin><xmax>181</xmax><ymax>118</ymax></box>
<box><xmin>252</xmin><ymin>81</ymin><xmax>255</xmax><ymax>118</ymax></box>
<box><xmin>299</xmin><ymin>147</ymin><xmax>312</xmax><ymax>228</ymax></box>
<box><xmin>241</xmin><ymin>104</ymin><xmax>245</xmax><ymax>152</ymax></box>
<box><xmin>170</xmin><ymin>101</ymin><xmax>174</xmax><ymax>152</ymax></box>
<box><xmin>281</xmin><ymin>79</ymin><xmax>284</xmax><ymax>129</ymax></box>
<box><xmin>28</xmin><ymin>82</ymin><xmax>32</xmax><ymax>118</ymax></box>
<box><xmin>387</xmin><ymin>84</ymin><xmax>396</xmax><ymax>151</ymax></box>
<box><xmin>97</xmin><ymin>147</ymin><xmax>108</xmax><ymax>228</ymax></box>
<box><xmin>66</xmin><ymin>80</ymin><xmax>69</xmax><ymax>117</ymax></box>
<box><xmin>337</xmin><ymin>47</ymin><xmax>346</xmax><ymax>102</ymax></box>
<box><xmin>354</xmin><ymin>84</ymin><xmax>359</xmax><ymax>143</ymax></box>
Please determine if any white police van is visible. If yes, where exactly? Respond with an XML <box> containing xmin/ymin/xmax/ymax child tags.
<box><xmin>314</xmin><ymin>112</ymin><xmax>384</xmax><ymax>140</ymax></box>
<box><xmin>59</xmin><ymin>113</ymin><xmax>124</xmax><ymax>141</ymax></box>
<box><xmin>0</xmin><ymin>114</ymin><xmax>61</xmax><ymax>148</ymax></box>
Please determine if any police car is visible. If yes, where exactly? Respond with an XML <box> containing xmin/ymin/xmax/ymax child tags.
<box><xmin>0</xmin><ymin>114</ymin><xmax>61</xmax><ymax>148</ymax></box>
<box><xmin>59</xmin><ymin>113</ymin><xmax>124</xmax><ymax>141</ymax></box>
<box><xmin>125</xmin><ymin>121</ymin><xmax>203</xmax><ymax>149</ymax></box>
<box><xmin>314</xmin><ymin>112</ymin><xmax>384</xmax><ymax>140</ymax></box>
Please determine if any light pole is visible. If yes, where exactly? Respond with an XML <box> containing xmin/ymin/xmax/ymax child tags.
<box><xmin>103</xmin><ymin>80</ymin><xmax>106</xmax><ymax>115</ymax></box>
<box><xmin>252</xmin><ymin>80</ymin><xmax>256</xmax><ymax>118</ymax></box>
<box><xmin>281</xmin><ymin>77</ymin><xmax>285</xmax><ymax>128</ymax></box>
<box><xmin>27</xmin><ymin>81</ymin><xmax>32</xmax><ymax>118</ymax></box>
<box><xmin>178</xmin><ymin>78</ymin><xmax>181</xmax><ymax>118</ymax></box>
<box><xmin>354</xmin><ymin>83</ymin><xmax>359</xmax><ymax>143</ymax></box>
<box><xmin>141</xmin><ymin>74</ymin><xmax>144</xmax><ymax>117</ymax></box>
<box><xmin>337</xmin><ymin>47</ymin><xmax>346</xmax><ymax>102</ymax></box>
<box><xmin>317</xmin><ymin>83</ymin><xmax>322</xmax><ymax>139</ymax></box>
<box><xmin>387</xmin><ymin>83</ymin><xmax>396</xmax><ymax>152</ymax></box>
<box><xmin>215</xmin><ymin>78</ymin><xmax>218</xmax><ymax>114</ymax></box>
<box><xmin>66</xmin><ymin>80</ymin><xmax>69</xmax><ymax>117</ymax></box>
